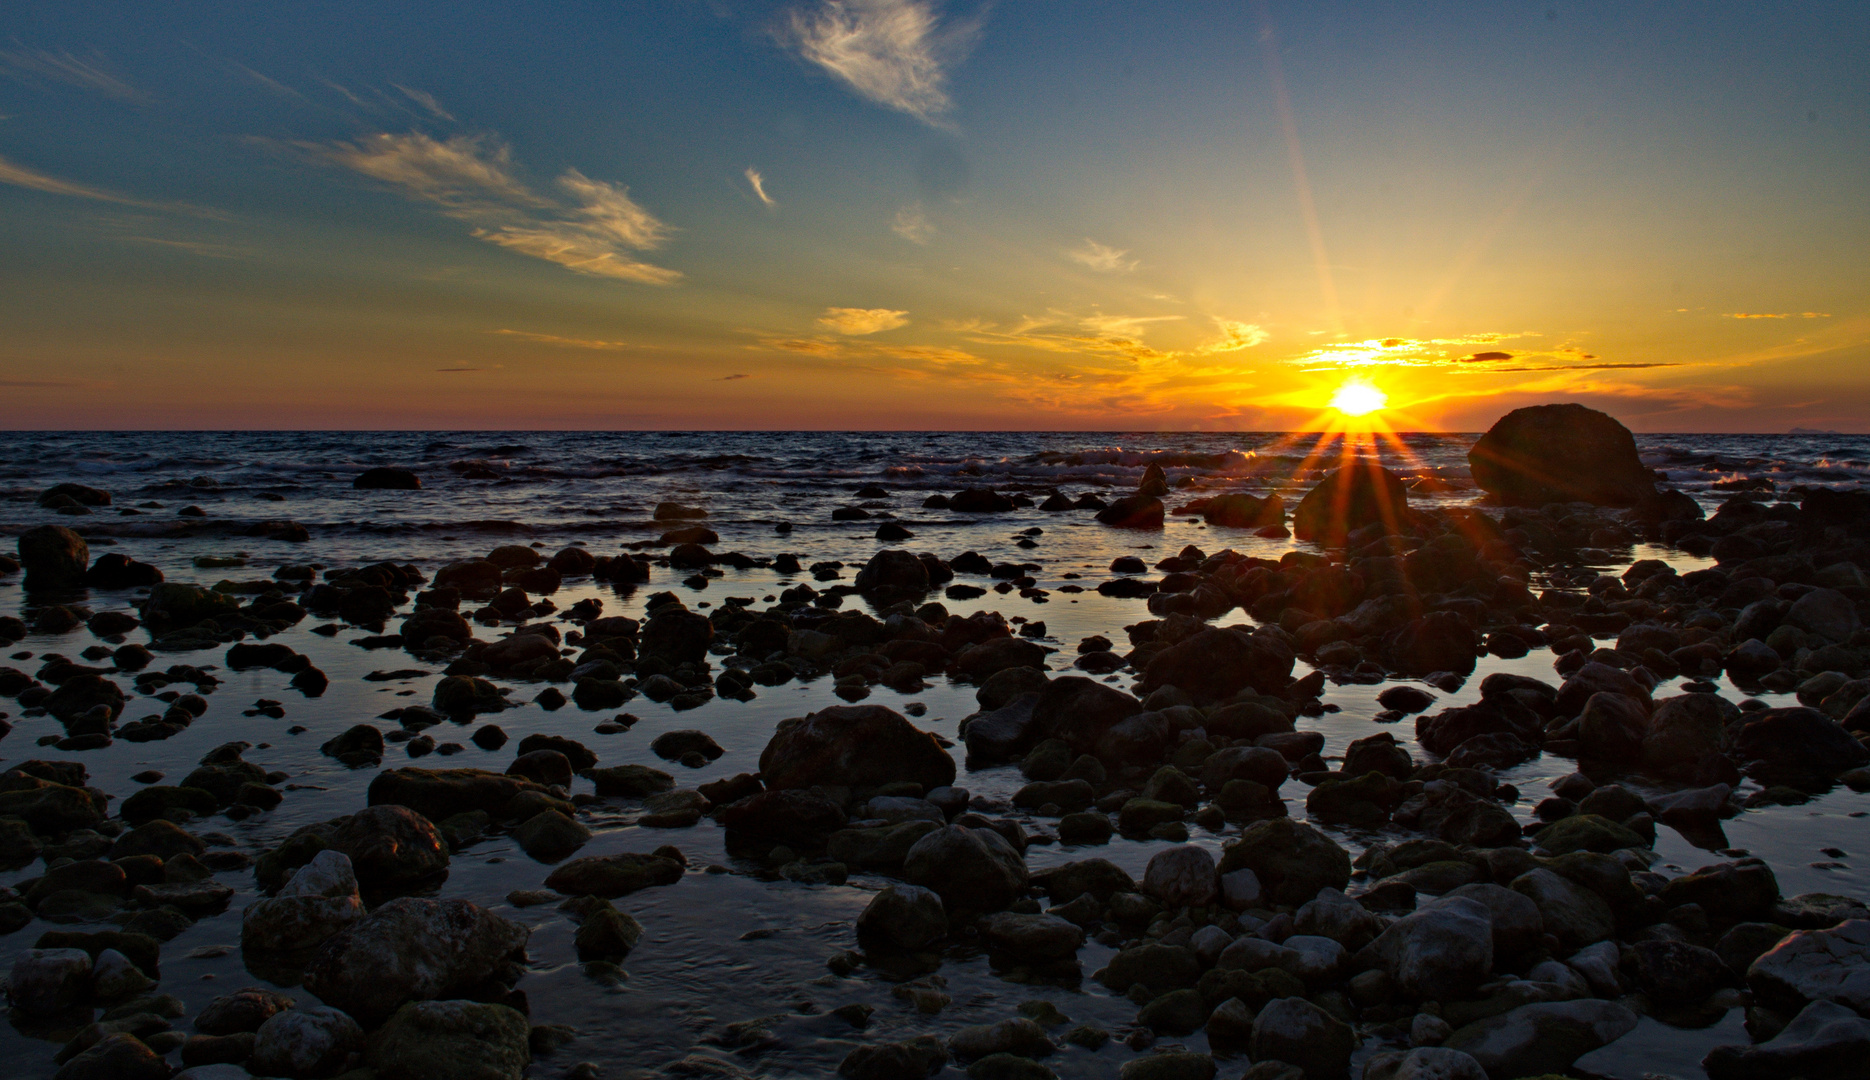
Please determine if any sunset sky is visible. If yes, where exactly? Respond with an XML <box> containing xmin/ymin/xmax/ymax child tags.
<box><xmin>1</xmin><ymin>1</ymin><xmax>1865</xmax><ymax>431</ymax></box>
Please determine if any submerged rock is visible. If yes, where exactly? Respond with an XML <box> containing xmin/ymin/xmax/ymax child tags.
<box><xmin>302</xmin><ymin>897</ymin><xmax>529</xmax><ymax>1024</ymax></box>
<box><xmin>1703</xmin><ymin>999</ymin><xmax>1870</xmax><ymax>1080</ymax></box>
<box><xmin>366</xmin><ymin>999</ymin><xmax>531</xmax><ymax>1080</ymax></box>
<box><xmin>1442</xmin><ymin>999</ymin><xmax>1638</xmax><ymax>1078</ymax></box>
<box><xmin>760</xmin><ymin>705</ymin><xmax>956</xmax><ymax>792</ymax></box>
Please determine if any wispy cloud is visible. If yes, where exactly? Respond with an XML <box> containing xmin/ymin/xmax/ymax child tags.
<box><xmin>0</xmin><ymin>48</ymin><xmax>143</xmax><ymax>102</ymax></box>
<box><xmin>289</xmin><ymin>131</ymin><xmax>681</xmax><ymax>285</ymax></box>
<box><xmin>1283</xmin><ymin>333</ymin><xmax>1685</xmax><ymax>374</ymax></box>
<box><xmin>759</xmin><ymin>337</ymin><xmax>849</xmax><ymax>356</ymax></box>
<box><xmin>121</xmin><ymin>235</ymin><xmax>244</xmax><ymax>258</ymax></box>
<box><xmin>722</xmin><ymin>373</ymin><xmax>752</xmax><ymax>380</ymax></box>
<box><xmin>782</xmin><ymin>0</ymin><xmax>978</xmax><ymax>125</ymax></box>
<box><xmin>1725</xmin><ymin>312</ymin><xmax>1831</xmax><ymax>319</ymax></box>
<box><xmin>892</xmin><ymin>203</ymin><xmax>934</xmax><ymax>243</ymax></box>
<box><xmin>0</xmin><ymin>154</ymin><xmax>221</xmax><ymax>218</ymax></box>
<box><xmin>228</xmin><ymin>62</ymin><xmax>306</xmax><ymax>100</ymax></box>
<box><xmin>394</xmin><ymin>84</ymin><xmax>455</xmax><ymax>122</ymax></box>
<box><xmin>1080</xmin><ymin>313</ymin><xmax>1180</xmax><ymax>337</ymax></box>
<box><xmin>1203</xmin><ymin>318</ymin><xmax>1270</xmax><ymax>353</ymax></box>
<box><xmin>488</xmin><ymin>329</ymin><xmax>640</xmax><ymax>350</ymax></box>
<box><xmin>745</xmin><ymin>167</ymin><xmax>775</xmax><ymax>207</ymax></box>
<box><xmin>819</xmin><ymin>307</ymin><xmax>909</xmax><ymax>334</ymax></box>
<box><xmin>1069</xmin><ymin>238</ymin><xmax>1137</xmax><ymax>273</ymax></box>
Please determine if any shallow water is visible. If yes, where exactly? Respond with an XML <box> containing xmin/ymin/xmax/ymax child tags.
<box><xmin>1</xmin><ymin>430</ymin><xmax>1867</xmax><ymax>1079</ymax></box>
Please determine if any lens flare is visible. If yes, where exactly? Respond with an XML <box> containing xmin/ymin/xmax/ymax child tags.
<box><xmin>1329</xmin><ymin>380</ymin><xmax>1387</xmax><ymax>416</ymax></box>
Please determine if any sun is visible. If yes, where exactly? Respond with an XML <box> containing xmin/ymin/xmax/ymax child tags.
<box><xmin>1329</xmin><ymin>379</ymin><xmax>1388</xmax><ymax>417</ymax></box>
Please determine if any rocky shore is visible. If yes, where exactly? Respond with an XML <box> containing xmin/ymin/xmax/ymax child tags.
<box><xmin>2</xmin><ymin>406</ymin><xmax>1869</xmax><ymax>1080</ymax></box>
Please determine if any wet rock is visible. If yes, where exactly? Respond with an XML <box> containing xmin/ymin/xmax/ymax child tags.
<box><xmin>1030</xmin><ymin>677</ymin><xmax>1143</xmax><ymax>756</ymax></box>
<box><xmin>903</xmin><ymin>825</ymin><xmax>1029</xmax><ymax>915</ymax></box>
<box><xmin>18</xmin><ymin>525</ymin><xmax>90</xmax><ymax>590</ymax></box>
<box><xmin>512</xmin><ymin>810</ymin><xmax>591</xmax><ymax>861</ymax></box>
<box><xmin>1293</xmin><ymin>461</ymin><xmax>1410</xmax><ymax>547</ymax></box>
<box><xmin>855</xmin><ymin>550</ymin><xmax>932</xmax><ymax>602</ymax></box>
<box><xmin>1117</xmin><ymin>1052</ymin><xmax>1216</xmax><ymax>1080</ymax></box>
<box><xmin>507</xmin><ymin>749</ymin><xmax>574</xmax><ymax>788</ymax></box>
<box><xmin>839</xmin><ymin>1036</ymin><xmax>950</xmax><ymax>1080</ymax></box>
<box><xmin>368</xmin><ymin>767</ymin><xmax>556</xmax><ymax>821</ymax></box>
<box><xmin>760</xmin><ymin>704</ymin><xmax>955</xmax><ymax>792</ymax></box>
<box><xmin>1367</xmin><ymin>895</ymin><xmax>1495</xmax><ymax>1002</ymax></box>
<box><xmin>195</xmin><ymin>986</ymin><xmax>296</xmax><ymax>1034</ymax></box>
<box><xmin>1203</xmin><ymin>492</ymin><xmax>1284</xmax><ymax>529</ymax></box>
<box><xmin>52</xmin><ymin>1032</ymin><xmax>171</xmax><ymax>1080</ymax></box>
<box><xmin>1643</xmin><ymin>694</ymin><xmax>1737</xmax><ymax>778</ymax></box>
<box><xmin>1732</xmin><ymin>707</ymin><xmax>1869</xmax><ymax>786</ymax></box>
<box><xmin>302</xmin><ymin>897</ymin><xmax>529</xmax><ymax>1024</ymax></box>
<box><xmin>588</xmin><ymin>764</ymin><xmax>675</xmax><ymax>798</ymax></box>
<box><xmin>721</xmin><ymin>788</ymin><xmax>847</xmax><ymax>843</ymax></box>
<box><xmin>1628</xmin><ymin>939</ymin><xmax>1727</xmax><ymax>1006</ymax></box>
<box><xmin>964</xmin><ymin>694</ymin><xmax>1043</xmax><ymax>762</ymax></box>
<box><xmin>250</xmin><ymin>1005</ymin><xmax>365</xmax><ymax>1079</ymax></box>
<box><xmin>1098</xmin><ymin>943</ymin><xmax>1201</xmax><ymax>996</ymax></box>
<box><xmin>1249</xmin><ymin>996</ymin><xmax>1354</xmax><ymax>1080</ymax></box>
<box><xmin>544</xmin><ymin>852</ymin><xmax>684</xmax><ymax>898</ymax></box>
<box><xmin>327</xmin><ymin>805</ymin><xmax>449</xmax><ymax>889</ymax></box>
<box><xmin>143</xmin><ymin>582</ymin><xmax>241</xmax><ymax>629</ymax></box>
<box><xmin>1785</xmin><ymin>588</ymin><xmax>1861</xmax><ymax>643</ymax></box>
<box><xmin>1468</xmin><ymin>403</ymin><xmax>1658</xmax><ymax>508</ymax></box>
<box><xmin>1096</xmin><ymin>495</ymin><xmax>1165</xmax><ymax>530</ymax></box>
<box><xmin>1217</xmin><ymin>819</ymin><xmax>1351</xmax><ymax>906</ymax></box>
<box><xmin>434</xmin><ymin>676</ymin><xmax>507</xmax><ymax>716</ymax></box>
<box><xmin>640</xmin><ymin>607</ymin><xmax>714</xmax><ymax>664</ymax></box>
<box><xmin>1511</xmin><ymin>869</ymin><xmax>1615</xmax><ymax>951</ymax></box>
<box><xmin>1140</xmin><ymin>627</ymin><xmax>1294</xmax><ymax>702</ymax></box>
<box><xmin>1703</xmin><ymin>999</ymin><xmax>1870</xmax><ymax>1080</ymax></box>
<box><xmin>573</xmin><ymin>903</ymin><xmax>643</xmax><ymax>961</ymax></box>
<box><xmin>1361</xmin><ymin>1047</ymin><xmax>1488</xmax><ymax>1080</ymax></box>
<box><xmin>243</xmin><ymin>851</ymin><xmax>365</xmax><ymax>953</ymax></box>
<box><xmin>981</xmin><ymin>912</ymin><xmax>1083</xmax><ymax>962</ymax></box>
<box><xmin>7</xmin><ymin>947</ymin><xmax>92</xmax><ymax>1015</ymax></box>
<box><xmin>1442</xmin><ymin>999</ymin><xmax>1638</xmax><ymax>1078</ymax></box>
<box><xmin>1142</xmin><ymin>845</ymin><xmax>1217</xmax><ymax>908</ymax></box>
<box><xmin>948</xmin><ymin>1017</ymin><xmax>1054</xmax><ymax>1060</ymax></box>
<box><xmin>650</xmin><ymin>730</ymin><xmax>724</xmax><ymax>762</ymax></box>
<box><xmin>366</xmin><ymin>999</ymin><xmax>531</xmax><ymax>1080</ymax></box>
<box><xmin>322</xmin><ymin>725</ymin><xmax>385</xmax><ymax>768</ymax></box>
<box><xmin>1659</xmin><ymin>861</ymin><xmax>1781</xmax><ymax>925</ymax></box>
<box><xmin>857</xmin><ymin>884</ymin><xmax>948</xmax><ymax>951</ymax></box>
<box><xmin>1747</xmin><ymin>919</ymin><xmax>1870</xmax><ymax>1016</ymax></box>
<box><xmin>355</xmin><ymin>467</ymin><xmax>421</xmax><ymax>490</ymax></box>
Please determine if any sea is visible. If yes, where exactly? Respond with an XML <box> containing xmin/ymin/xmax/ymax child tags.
<box><xmin>1</xmin><ymin>429</ymin><xmax>1867</xmax><ymax>1079</ymax></box>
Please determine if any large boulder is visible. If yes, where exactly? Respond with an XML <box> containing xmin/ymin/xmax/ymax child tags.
<box><xmin>1031</xmin><ymin>676</ymin><xmax>1143</xmax><ymax>755</ymax></box>
<box><xmin>902</xmin><ymin>825</ymin><xmax>1029</xmax><ymax>915</ymax></box>
<box><xmin>365</xmin><ymin>999</ymin><xmax>531</xmax><ymax>1080</ymax></box>
<box><xmin>1468</xmin><ymin>403</ymin><xmax>1658</xmax><ymax>508</ymax></box>
<box><xmin>760</xmin><ymin>705</ymin><xmax>955</xmax><ymax>792</ymax></box>
<box><xmin>638</xmin><ymin>606</ymin><xmax>713</xmax><ymax>664</ymax></box>
<box><xmin>1292</xmin><ymin>461</ymin><xmax>1410</xmax><ymax>546</ymax></box>
<box><xmin>1249</xmin><ymin>996</ymin><xmax>1355</xmax><ymax>1080</ymax></box>
<box><xmin>1362</xmin><ymin>1048</ymin><xmax>1488</xmax><ymax>1080</ymax></box>
<box><xmin>1140</xmin><ymin>627</ymin><xmax>1294</xmax><ymax>701</ymax></box>
<box><xmin>18</xmin><ymin>525</ymin><xmax>90</xmax><ymax>590</ymax></box>
<box><xmin>6</xmin><ymin>948</ymin><xmax>92</xmax><ymax>1015</ymax></box>
<box><xmin>302</xmin><ymin>898</ymin><xmax>529</xmax><ymax>1024</ymax></box>
<box><xmin>1096</xmin><ymin>495</ymin><xmax>1165</xmax><ymax>529</ymax></box>
<box><xmin>1511</xmin><ymin>869</ymin><xmax>1615</xmax><ymax>951</ymax></box>
<box><xmin>1217</xmin><ymin>819</ymin><xmax>1351</xmax><ymax>906</ymax></box>
<box><xmin>962</xmin><ymin>693</ymin><xmax>1042</xmax><ymax>762</ymax></box>
<box><xmin>367</xmin><ymin>768</ymin><xmax>552</xmax><ymax>822</ymax></box>
<box><xmin>1732</xmin><ymin>707</ymin><xmax>1869</xmax><ymax>786</ymax></box>
<box><xmin>1142</xmin><ymin>845</ymin><xmax>1218</xmax><ymax>908</ymax></box>
<box><xmin>856</xmin><ymin>883</ymin><xmax>948</xmax><ymax>951</ymax></box>
<box><xmin>142</xmin><ymin>582</ymin><xmax>241</xmax><ymax>629</ymax></box>
<box><xmin>251</xmin><ymin>1005</ymin><xmax>365</xmax><ymax>1079</ymax></box>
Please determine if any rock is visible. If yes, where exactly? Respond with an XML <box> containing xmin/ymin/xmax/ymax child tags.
<box><xmin>1534</xmin><ymin>813</ymin><xmax>1645</xmax><ymax>856</ymax></box>
<box><xmin>1703</xmin><ymin>999</ymin><xmax>1870</xmax><ymax>1080</ymax></box>
<box><xmin>433</xmin><ymin>676</ymin><xmax>506</xmax><ymax>716</ymax></box>
<box><xmin>719</xmin><ymin>788</ymin><xmax>847</xmax><ymax>843</ymax></box>
<box><xmin>1577</xmin><ymin>691</ymin><xmax>1651</xmax><ymax>758</ymax></box>
<box><xmin>1440</xmin><ymin>883</ymin><xmax>1543</xmax><ymax>957</ymax></box>
<box><xmin>1139</xmin><ymin>988</ymin><xmax>1208</xmax><ymax>1034</ymax></box>
<box><xmin>857</xmin><ymin>884</ymin><xmax>948</xmax><ymax>951</ymax></box>
<box><xmin>7</xmin><ymin>947</ymin><xmax>92</xmax><ymax>1015</ymax></box>
<box><xmin>1203</xmin><ymin>492</ymin><xmax>1284</xmax><ymax>529</ymax></box>
<box><xmin>640</xmin><ymin>607</ymin><xmax>714</xmax><ymax>664</ymax></box>
<box><xmin>1786</xmin><ymin>588</ymin><xmax>1862</xmax><ymax>643</ymax></box>
<box><xmin>1511</xmin><ymin>869</ymin><xmax>1615</xmax><ymax>951</ymax></box>
<box><xmin>981</xmin><ymin>912</ymin><xmax>1084</xmax><ymax>962</ymax></box>
<box><xmin>855</xmin><ymin>550</ymin><xmax>931</xmax><ymax>602</ymax></box>
<box><xmin>18</xmin><ymin>525</ymin><xmax>90</xmax><ymax>589</ymax></box>
<box><xmin>839</xmin><ymin>1036</ymin><xmax>950</xmax><ymax>1079</ymax></box>
<box><xmin>903</xmin><ymin>826</ymin><xmax>1029</xmax><ymax>914</ymax></box>
<box><xmin>1361</xmin><ymin>1047</ymin><xmax>1488</xmax><ymax>1080</ymax></box>
<box><xmin>1293</xmin><ymin>461</ymin><xmax>1410</xmax><ymax>546</ymax></box>
<box><xmin>1368</xmin><ymin>896</ymin><xmax>1495</xmax><ymax>1002</ymax></box>
<box><xmin>1643</xmin><ymin>694</ymin><xmax>1736</xmax><ymax>778</ymax></box>
<box><xmin>366</xmin><ymin>999</ymin><xmax>531</xmax><ymax>1080</ymax></box>
<box><xmin>1142</xmin><ymin>845</ymin><xmax>1217</xmax><ymax>908</ymax></box>
<box><xmin>1733</xmin><ymin>707</ymin><xmax>1869</xmax><ymax>785</ymax></box>
<box><xmin>1250</xmin><ymin>996</ymin><xmax>1355</xmax><ymax>1080</ymax></box>
<box><xmin>588</xmin><ymin>764</ymin><xmax>675</xmax><ymax>798</ymax></box>
<box><xmin>968</xmin><ymin>1053</ymin><xmax>1056</xmax><ymax>1080</ymax></box>
<box><xmin>1660</xmin><ymin>861</ymin><xmax>1781</xmax><ymax>925</ymax></box>
<box><xmin>326</xmin><ymin>805</ymin><xmax>449</xmax><ymax>889</ymax></box>
<box><xmin>1747</xmin><ymin>919</ymin><xmax>1870</xmax><ymax>1016</ymax></box>
<box><xmin>573</xmin><ymin>904</ymin><xmax>642</xmax><ymax>961</ymax></box>
<box><xmin>1030</xmin><ymin>677</ymin><xmax>1144</xmax><ymax>755</ymax></box>
<box><xmin>1096</xmin><ymin>495</ymin><xmax>1165</xmax><ymax>529</ymax></box>
<box><xmin>507</xmin><ymin>749</ymin><xmax>574</xmax><ymax>787</ymax></box>
<box><xmin>1218</xmin><ymin>819</ymin><xmax>1351</xmax><ymax>906</ymax></box>
<box><xmin>368</xmin><ymin>767</ymin><xmax>555</xmax><ymax>821</ymax></box>
<box><xmin>954</xmin><ymin>637</ymin><xmax>1049</xmax><ymax>682</ymax></box>
<box><xmin>355</xmin><ymin>467</ymin><xmax>421</xmax><ymax>489</ymax></box>
<box><xmin>1037</xmin><ymin>858</ymin><xmax>1136</xmax><ymax>904</ymax></box>
<box><xmin>1141</xmin><ymin>627</ymin><xmax>1293</xmax><ymax>702</ymax></box>
<box><xmin>1468</xmin><ymin>403</ymin><xmax>1658</xmax><ymax>508</ymax></box>
<box><xmin>511</xmin><ymin>810</ymin><xmax>591</xmax><ymax>861</ymax></box>
<box><xmin>543</xmin><ymin>852</ymin><xmax>683</xmax><ymax>898</ymax></box>
<box><xmin>1100</xmin><ymin>942</ymin><xmax>1201</xmax><ymax>996</ymax></box>
<box><xmin>196</xmin><ymin>986</ymin><xmax>296</xmax><ymax>1034</ymax></box>
<box><xmin>1442</xmin><ymin>999</ymin><xmax>1639</xmax><ymax>1079</ymax></box>
<box><xmin>251</xmin><ymin>1005</ymin><xmax>366</xmax><ymax>1079</ymax></box>
<box><xmin>302</xmin><ymin>897</ymin><xmax>529</xmax><ymax>1024</ymax></box>
<box><xmin>1220</xmin><ymin>868</ymin><xmax>1264</xmax><ymax>910</ymax></box>
<box><xmin>242</xmin><ymin>851</ymin><xmax>365</xmax><ymax>953</ymax></box>
<box><xmin>1628</xmin><ymin>939</ymin><xmax>1727</xmax><ymax>1006</ymax></box>
<box><xmin>964</xmin><ymin>694</ymin><xmax>1043</xmax><ymax>762</ymax></box>
<box><xmin>760</xmin><ymin>705</ymin><xmax>955</xmax><ymax>792</ymax></box>
<box><xmin>1118</xmin><ymin>1053</ymin><xmax>1216</xmax><ymax>1080</ymax></box>
<box><xmin>143</xmin><ymin>582</ymin><xmax>241</xmax><ymax>629</ymax></box>
<box><xmin>51</xmin><ymin>1032</ymin><xmax>171</xmax><ymax>1080</ymax></box>
<box><xmin>947</xmin><ymin>1017</ymin><xmax>1053</xmax><ymax>1060</ymax></box>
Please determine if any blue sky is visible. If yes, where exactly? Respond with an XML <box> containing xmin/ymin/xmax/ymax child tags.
<box><xmin>1</xmin><ymin>1</ymin><xmax>1865</xmax><ymax>429</ymax></box>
